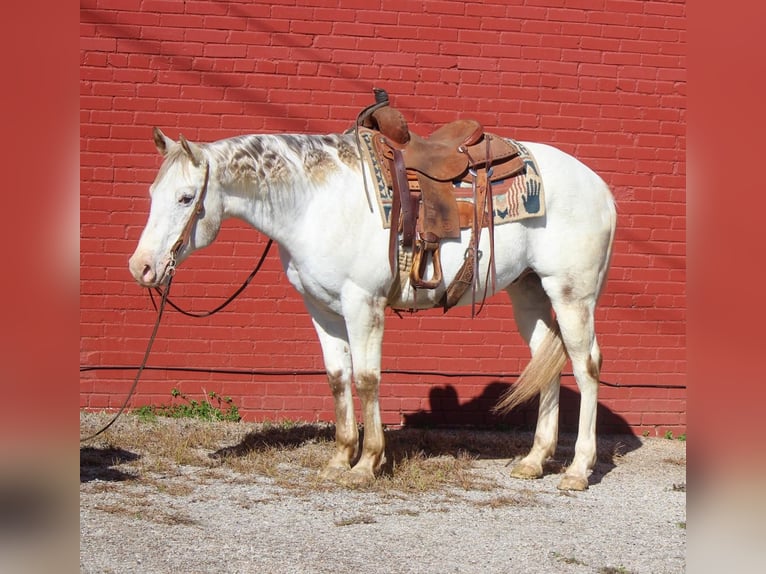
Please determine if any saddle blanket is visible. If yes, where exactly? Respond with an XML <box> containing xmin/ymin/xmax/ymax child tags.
<box><xmin>357</xmin><ymin>129</ymin><xmax>546</xmax><ymax>229</ymax></box>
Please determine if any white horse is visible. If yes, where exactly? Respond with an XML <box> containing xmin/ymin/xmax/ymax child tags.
<box><xmin>129</xmin><ymin>124</ymin><xmax>616</xmax><ymax>491</ymax></box>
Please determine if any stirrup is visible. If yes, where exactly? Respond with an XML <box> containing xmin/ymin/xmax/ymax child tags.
<box><xmin>410</xmin><ymin>239</ymin><xmax>442</xmax><ymax>289</ymax></box>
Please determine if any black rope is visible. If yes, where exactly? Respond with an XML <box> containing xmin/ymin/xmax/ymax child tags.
<box><xmin>80</xmin><ymin>275</ymin><xmax>174</xmax><ymax>442</ymax></box>
<box><xmin>149</xmin><ymin>239</ymin><xmax>273</xmax><ymax>317</ymax></box>
<box><xmin>81</xmin><ymin>240</ymin><xmax>275</xmax><ymax>440</ymax></box>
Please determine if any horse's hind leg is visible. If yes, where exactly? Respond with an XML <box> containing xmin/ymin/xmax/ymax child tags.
<box><xmin>545</xmin><ymin>281</ymin><xmax>602</xmax><ymax>491</ymax></box>
<box><xmin>506</xmin><ymin>273</ymin><xmax>561</xmax><ymax>479</ymax></box>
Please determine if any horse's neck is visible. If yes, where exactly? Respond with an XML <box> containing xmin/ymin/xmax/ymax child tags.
<box><xmin>209</xmin><ymin>133</ymin><xmax>362</xmax><ymax>243</ymax></box>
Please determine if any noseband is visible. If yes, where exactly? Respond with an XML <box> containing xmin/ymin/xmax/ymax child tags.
<box><xmin>165</xmin><ymin>159</ymin><xmax>210</xmax><ymax>279</ymax></box>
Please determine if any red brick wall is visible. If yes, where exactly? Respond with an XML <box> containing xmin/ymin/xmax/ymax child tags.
<box><xmin>80</xmin><ymin>0</ymin><xmax>686</xmax><ymax>436</ymax></box>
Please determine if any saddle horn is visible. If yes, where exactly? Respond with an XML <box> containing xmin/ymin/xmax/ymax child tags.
<box><xmin>356</xmin><ymin>87</ymin><xmax>410</xmax><ymax>146</ymax></box>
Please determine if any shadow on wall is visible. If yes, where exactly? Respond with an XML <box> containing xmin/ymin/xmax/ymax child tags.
<box><xmin>402</xmin><ymin>381</ymin><xmax>635</xmax><ymax>435</ymax></box>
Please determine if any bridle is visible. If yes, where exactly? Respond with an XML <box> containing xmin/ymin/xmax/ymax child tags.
<box><xmin>164</xmin><ymin>157</ymin><xmax>211</xmax><ymax>281</ymax></box>
<box><xmin>150</xmin><ymin>155</ymin><xmax>274</xmax><ymax>317</ymax></box>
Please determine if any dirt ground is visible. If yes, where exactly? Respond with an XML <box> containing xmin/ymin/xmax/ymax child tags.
<box><xmin>79</xmin><ymin>412</ymin><xmax>686</xmax><ymax>574</ymax></box>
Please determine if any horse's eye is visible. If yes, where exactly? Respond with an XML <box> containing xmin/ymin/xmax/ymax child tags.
<box><xmin>179</xmin><ymin>193</ymin><xmax>195</xmax><ymax>206</ymax></box>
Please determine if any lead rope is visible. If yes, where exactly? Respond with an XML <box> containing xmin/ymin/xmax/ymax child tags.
<box><xmin>149</xmin><ymin>238</ymin><xmax>273</xmax><ymax>317</ymax></box>
<box><xmin>82</xmin><ymin>236</ymin><xmax>274</xmax><ymax>442</ymax></box>
<box><xmin>81</xmin><ymin>237</ymin><xmax>275</xmax><ymax>441</ymax></box>
<box><xmin>80</xmin><ymin>274</ymin><xmax>174</xmax><ymax>442</ymax></box>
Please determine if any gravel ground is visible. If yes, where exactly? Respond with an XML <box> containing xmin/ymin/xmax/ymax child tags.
<box><xmin>80</xmin><ymin>414</ymin><xmax>686</xmax><ymax>574</ymax></box>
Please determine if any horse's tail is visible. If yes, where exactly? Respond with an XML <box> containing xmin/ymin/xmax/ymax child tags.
<box><xmin>493</xmin><ymin>321</ymin><xmax>567</xmax><ymax>415</ymax></box>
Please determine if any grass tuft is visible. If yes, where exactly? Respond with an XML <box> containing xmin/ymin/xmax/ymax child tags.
<box><xmin>133</xmin><ymin>388</ymin><xmax>241</xmax><ymax>422</ymax></box>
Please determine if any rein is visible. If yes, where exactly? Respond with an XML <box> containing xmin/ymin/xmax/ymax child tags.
<box><xmin>80</xmin><ymin>161</ymin><xmax>209</xmax><ymax>442</ymax></box>
<box><xmin>80</xmin><ymin>276</ymin><xmax>174</xmax><ymax>442</ymax></box>
<box><xmin>150</xmin><ymin>238</ymin><xmax>273</xmax><ymax>317</ymax></box>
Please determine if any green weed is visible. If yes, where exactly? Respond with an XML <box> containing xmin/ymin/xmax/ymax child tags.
<box><xmin>134</xmin><ymin>388</ymin><xmax>241</xmax><ymax>422</ymax></box>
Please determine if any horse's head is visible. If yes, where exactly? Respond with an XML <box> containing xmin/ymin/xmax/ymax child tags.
<box><xmin>128</xmin><ymin>128</ymin><xmax>223</xmax><ymax>287</ymax></box>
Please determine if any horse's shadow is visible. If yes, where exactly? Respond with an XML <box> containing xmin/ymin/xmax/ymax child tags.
<box><xmin>210</xmin><ymin>423</ymin><xmax>336</xmax><ymax>459</ymax></box>
<box><xmin>401</xmin><ymin>381</ymin><xmax>642</xmax><ymax>485</ymax></box>
<box><xmin>80</xmin><ymin>446</ymin><xmax>141</xmax><ymax>483</ymax></box>
<box><xmin>214</xmin><ymin>381</ymin><xmax>641</xmax><ymax>487</ymax></box>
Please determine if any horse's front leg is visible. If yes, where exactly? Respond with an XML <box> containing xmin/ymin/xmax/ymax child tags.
<box><xmin>343</xmin><ymin>289</ymin><xmax>388</xmax><ymax>485</ymax></box>
<box><xmin>308</xmin><ymin>311</ymin><xmax>358</xmax><ymax>480</ymax></box>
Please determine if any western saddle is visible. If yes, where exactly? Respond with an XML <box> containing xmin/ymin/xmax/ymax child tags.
<box><xmin>355</xmin><ymin>89</ymin><xmax>526</xmax><ymax>312</ymax></box>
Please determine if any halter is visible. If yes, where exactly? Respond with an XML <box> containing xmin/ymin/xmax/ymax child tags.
<box><xmin>164</xmin><ymin>158</ymin><xmax>210</xmax><ymax>280</ymax></box>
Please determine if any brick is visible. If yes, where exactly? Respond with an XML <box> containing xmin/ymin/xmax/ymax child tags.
<box><xmin>203</xmin><ymin>44</ymin><xmax>247</xmax><ymax>58</ymax></box>
<box><xmin>81</xmin><ymin>37</ymin><xmax>117</xmax><ymax>51</ymax></box>
<box><xmin>80</xmin><ymin>0</ymin><xmax>686</xmax><ymax>434</ymax></box>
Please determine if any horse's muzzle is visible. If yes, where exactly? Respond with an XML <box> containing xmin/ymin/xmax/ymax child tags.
<box><xmin>128</xmin><ymin>251</ymin><xmax>166</xmax><ymax>287</ymax></box>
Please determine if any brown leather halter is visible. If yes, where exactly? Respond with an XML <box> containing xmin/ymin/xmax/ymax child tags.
<box><xmin>164</xmin><ymin>158</ymin><xmax>210</xmax><ymax>281</ymax></box>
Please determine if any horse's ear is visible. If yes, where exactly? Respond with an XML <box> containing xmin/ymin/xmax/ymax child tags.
<box><xmin>153</xmin><ymin>127</ymin><xmax>174</xmax><ymax>156</ymax></box>
<box><xmin>178</xmin><ymin>134</ymin><xmax>203</xmax><ymax>167</ymax></box>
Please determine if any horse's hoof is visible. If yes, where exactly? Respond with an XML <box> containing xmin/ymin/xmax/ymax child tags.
<box><xmin>341</xmin><ymin>467</ymin><xmax>375</xmax><ymax>487</ymax></box>
<box><xmin>557</xmin><ymin>474</ymin><xmax>589</xmax><ymax>491</ymax></box>
<box><xmin>319</xmin><ymin>465</ymin><xmax>349</xmax><ymax>481</ymax></box>
<box><xmin>510</xmin><ymin>462</ymin><xmax>543</xmax><ymax>480</ymax></box>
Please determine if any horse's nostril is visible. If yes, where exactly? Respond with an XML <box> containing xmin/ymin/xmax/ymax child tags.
<box><xmin>129</xmin><ymin>251</ymin><xmax>158</xmax><ymax>286</ymax></box>
<box><xmin>141</xmin><ymin>264</ymin><xmax>154</xmax><ymax>283</ymax></box>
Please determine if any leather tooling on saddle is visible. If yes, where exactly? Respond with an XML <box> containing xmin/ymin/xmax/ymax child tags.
<box><xmin>354</xmin><ymin>89</ymin><xmax>546</xmax><ymax>313</ymax></box>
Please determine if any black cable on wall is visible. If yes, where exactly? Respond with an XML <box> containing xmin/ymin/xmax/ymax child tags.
<box><xmin>80</xmin><ymin>364</ymin><xmax>686</xmax><ymax>389</ymax></box>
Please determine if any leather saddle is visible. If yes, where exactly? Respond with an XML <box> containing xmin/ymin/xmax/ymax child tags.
<box><xmin>356</xmin><ymin>89</ymin><xmax>526</xmax><ymax>311</ymax></box>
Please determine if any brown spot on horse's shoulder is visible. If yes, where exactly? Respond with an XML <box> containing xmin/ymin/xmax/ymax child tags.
<box><xmin>304</xmin><ymin>147</ymin><xmax>333</xmax><ymax>169</ymax></box>
<box><xmin>335</xmin><ymin>138</ymin><xmax>360</xmax><ymax>168</ymax></box>
<box><xmin>304</xmin><ymin>147</ymin><xmax>338</xmax><ymax>184</ymax></box>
